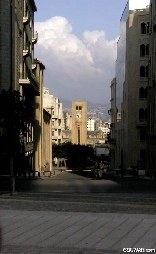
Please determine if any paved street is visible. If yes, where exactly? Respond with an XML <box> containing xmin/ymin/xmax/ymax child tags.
<box><xmin>1</xmin><ymin>171</ymin><xmax>156</xmax><ymax>253</ymax></box>
<box><xmin>1</xmin><ymin>210</ymin><xmax>156</xmax><ymax>254</ymax></box>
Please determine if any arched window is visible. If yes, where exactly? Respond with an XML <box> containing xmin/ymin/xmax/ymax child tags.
<box><xmin>140</xmin><ymin>44</ymin><xmax>145</xmax><ymax>57</ymax></box>
<box><xmin>140</xmin><ymin>66</ymin><xmax>145</xmax><ymax>77</ymax></box>
<box><xmin>147</xmin><ymin>22</ymin><xmax>149</xmax><ymax>33</ymax></box>
<box><xmin>139</xmin><ymin>108</ymin><xmax>145</xmax><ymax>121</ymax></box>
<box><xmin>139</xmin><ymin>87</ymin><xmax>145</xmax><ymax>98</ymax></box>
<box><xmin>144</xmin><ymin>87</ymin><xmax>148</xmax><ymax>98</ymax></box>
<box><xmin>140</xmin><ymin>129</ymin><xmax>147</xmax><ymax>141</ymax></box>
<box><xmin>141</xmin><ymin>22</ymin><xmax>146</xmax><ymax>34</ymax></box>
<box><xmin>146</xmin><ymin>44</ymin><xmax>149</xmax><ymax>55</ymax></box>
<box><xmin>146</xmin><ymin>65</ymin><xmax>149</xmax><ymax>77</ymax></box>
<box><xmin>145</xmin><ymin>108</ymin><xmax>148</xmax><ymax>120</ymax></box>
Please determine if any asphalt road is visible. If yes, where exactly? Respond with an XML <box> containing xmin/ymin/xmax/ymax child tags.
<box><xmin>1</xmin><ymin>171</ymin><xmax>156</xmax><ymax>214</ymax></box>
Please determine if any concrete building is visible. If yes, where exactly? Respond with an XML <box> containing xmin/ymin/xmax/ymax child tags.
<box><xmin>99</xmin><ymin>122</ymin><xmax>110</xmax><ymax>135</ymax></box>
<box><xmin>64</xmin><ymin>112</ymin><xmax>72</xmax><ymax>131</ymax></box>
<box><xmin>109</xmin><ymin>78</ymin><xmax>117</xmax><ymax>169</ymax></box>
<box><xmin>62</xmin><ymin>130</ymin><xmax>72</xmax><ymax>143</ymax></box>
<box><xmin>33</xmin><ymin>60</ymin><xmax>52</xmax><ymax>174</ymax></box>
<box><xmin>111</xmin><ymin>0</ymin><xmax>149</xmax><ymax>172</ymax></box>
<box><xmin>87</xmin><ymin>118</ymin><xmax>96</xmax><ymax>131</ymax></box>
<box><xmin>71</xmin><ymin>101</ymin><xmax>87</xmax><ymax>145</ymax></box>
<box><xmin>43</xmin><ymin>87</ymin><xmax>63</xmax><ymax>144</ymax></box>
<box><xmin>87</xmin><ymin>130</ymin><xmax>106</xmax><ymax>147</ymax></box>
<box><xmin>0</xmin><ymin>0</ymin><xmax>39</xmax><ymax>173</ymax></box>
<box><xmin>147</xmin><ymin>0</ymin><xmax>156</xmax><ymax>178</ymax></box>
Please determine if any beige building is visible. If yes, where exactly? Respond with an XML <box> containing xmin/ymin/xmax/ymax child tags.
<box><xmin>87</xmin><ymin>130</ymin><xmax>106</xmax><ymax>147</ymax></box>
<box><xmin>43</xmin><ymin>87</ymin><xmax>63</xmax><ymax>144</ymax></box>
<box><xmin>62</xmin><ymin>130</ymin><xmax>72</xmax><ymax>143</ymax></box>
<box><xmin>110</xmin><ymin>1</ymin><xmax>149</xmax><ymax>172</ymax></box>
<box><xmin>71</xmin><ymin>101</ymin><xmax>87</xmax><ymax>145</ymax></box>
<box><xmin>33</xmin><ymin>60</ymin><xmax>52</xmax><ymax>174</ymax></box>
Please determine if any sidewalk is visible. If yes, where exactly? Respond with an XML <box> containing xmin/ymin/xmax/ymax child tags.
<box><xmin>1</xmin><ymin>209</ymin><xmax>156</xmax><ymax>253</ymax></box>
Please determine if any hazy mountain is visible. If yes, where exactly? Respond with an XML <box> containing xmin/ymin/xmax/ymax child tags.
<box><xmin>60</xmin><ymin>98</ymin><xmax>111</xmax><ymax>122</ymax></box>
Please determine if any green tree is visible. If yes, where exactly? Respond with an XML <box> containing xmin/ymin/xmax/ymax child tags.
<box><xmin>0</xmin><ymin>89</ymin><xmax>34</xmax><ymax>193</ymax></box>
<box><xmin>52</xmin><ymin>142</ymin><xmax>95</xmax><ymax>169</ymax></box>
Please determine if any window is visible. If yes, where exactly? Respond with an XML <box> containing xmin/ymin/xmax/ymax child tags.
<box><xmin>145</xmin><ymin>108</ymin><xmax>148</xmax><ymax>120</ymax></box>
<box><xmin>76</xmin><ymin>106</ymin><xmax>82</xmax><ymax>110</ymax></box>
<box><xmin>140</xmin><ymin>149</ymin><xmax>146</xmax><ymax>160</ymax></box>
<box><xmin>147</xmin><ymin>22</ymin><xmax>149</xmax><ymax>34</ymax></box>
<box><xmin>140</xmin><ymin>44</ymin><xmax>149</xmax><ymax>56</ymax></box>
<box><xmin>146</xmin><ymin>65</ymin><xmax>149</xmax><ymax>77</ymax></box>
<box><xmin>146</xmin><ymin>44</ymin><xmax>149</xmax><ymax>55</ymax></box>
<box><xmin>140</xmin><ymin>66</ymin><xmax>145</xmax><ymax>77</ymax></box>
<box><xmin>139</xmin><ymin>87</ymin><xmax>145</xmax><ymax>98</ymax></box>
<box><xmin>140</xmin><ymin>129</ymin><xmax>147</xmax><ymax>141</ymax></box>
<box><xmin>140</xmin><ymin>44</ymin><xmax>145</xmax><ymax>57</ymax></box>
<box><xmin>144</xmin><ymin>87</ymin><xmax>148</xmax><ymax>98</ymax></box>
<box><xmin>139</xmin><ymin>87</ymin><xmax>148</xmax><ymax>99</ymax></box>
<box><xmin>140</xmin><ymin>65</ymin><xmax>148</xmax><ymax>77</ymax></box>
<box><xmin>141</xmin><ymin>22</ymin><xmax>149</xmax><ymax>34</ymax></box>
<box><xmin>141</xmin><ymin>22</ymin><xmax>146</xmax><ymax>34</ymax></box>
<box><xmin>139</xmin><ymin>108</ymin><xmax>145</xmax><ymax>121</ymax></box>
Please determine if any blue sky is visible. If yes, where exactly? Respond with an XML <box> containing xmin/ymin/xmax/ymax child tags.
<box><xmin>35</xmin><ymin>0</ymin><xmax>128</xmax><ymax>40</ymax></box>
<box><xmin>34</xmin><ymin>0</ymin><xmax>128</xmax><ymax>104</ymax></box>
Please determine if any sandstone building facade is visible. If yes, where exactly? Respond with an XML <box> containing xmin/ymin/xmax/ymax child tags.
<box><xmin>110</xmin><ymin>1</ymin><xmax>149</xmax><ymax>173</ymax></box>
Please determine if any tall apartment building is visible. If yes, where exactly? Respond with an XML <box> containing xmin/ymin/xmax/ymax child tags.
<box><xmin>87</xmin><ymin>118</ymin><xmax>96</xmax><ymax>131</ymax></box>
<box><xmin>147</xmin><ymin>0</ymin><xmax>156</xmax><ymax>177</ymax></box>
<box><xmin>110</xmin><ymin>0</ymin><xmax>149</xmax><ymax>172</ymax></box>
<box><xmin>43</xmin><ymin>87</ymin><xmax>63</xmax><ymax>144</ymax></box>
<box><xmin>71</xmin><ymin>101</ymin><xmax>87</xmax><ymax>145</ymax></box>
<box><xmin>0</xmin><ymin>1</ymin><xmax>50</xmax><ymax>175</ymax></box>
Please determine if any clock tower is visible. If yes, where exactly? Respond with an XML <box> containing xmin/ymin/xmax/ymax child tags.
<box><xmin>71</xmin><ymin>101</ymin><xmax>87</xmax><ymax>145</ymax></box>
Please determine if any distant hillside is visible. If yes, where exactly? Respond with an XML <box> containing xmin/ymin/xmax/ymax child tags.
<box><xmin>60</xmin><ymin>98</ymin><xmax>111</xmax><ymax>122</ymax></box>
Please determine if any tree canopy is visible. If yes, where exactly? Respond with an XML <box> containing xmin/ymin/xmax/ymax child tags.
<box><xmin>0</xmin><ymin>89</ymin><xmax>33</xmax><ymax>156</ymax></box>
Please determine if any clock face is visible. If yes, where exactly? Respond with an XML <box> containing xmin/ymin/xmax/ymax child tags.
<box><xmin>76</xmin><ymin>113</ymin><xmax>81</xmax><ymax>119</ymax></box>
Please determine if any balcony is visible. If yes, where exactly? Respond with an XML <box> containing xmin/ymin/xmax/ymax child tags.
<box><xmin>136</xmin><ymin>120</ymin><xmax>147</xmax><ymax>127</ymax></box>
<box><xmin>52</xmin><ymin>114</ymin><xmax>59</xmax><ymax>119</ymax></box>
<box><xmin>19</xmin><ymin>71</ymin><xmax>40</xmax><ymax>96</ymax></box>
<box><xmin>23</xmin><ymin>49</ymin><xmax>29</xmax><ymax>57</ymax></box>
<box><xmin>52</xmin><ymin>136</ymin><xmax>58</xmax><ymax>140</ymax></box>
<box><xmin>32</xmin><ymin>31</ymin><xmax>38</xmax><ymax>44</ymax></box>
<box><xmin>23</xmin><ymin>16</ymin><xmax>29</xmax><ymax>25</ymax></box>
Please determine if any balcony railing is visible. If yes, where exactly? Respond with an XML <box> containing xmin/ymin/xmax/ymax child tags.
<box><xmin>19</xmin><ymin>71</ymin><xmax>40</xmax><ymax>96</ymax></box>
<box><xmin>23</xmin><ymin>49</ymin><xmax>29</xmax><ymax>57</ymax></box>
<box><xmin>136</xmin><ymin>120</ymin><xmax>147</xmax><ymax>127</ymax></box>
<box><xmin>32</xmin><ymin>31</ymin><xmax>38</xmax><ymax>44</ymax></box>
<box><xmin>23</xmin><ymin>16</ymin><xmax>29</xmax><ymax>24</ymax></box>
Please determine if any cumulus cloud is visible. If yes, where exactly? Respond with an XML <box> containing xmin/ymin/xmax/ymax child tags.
<box><xmin>35</xmin><ymin>16</ymin><xmax>118</xmax><ymax>104</ymax></box>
